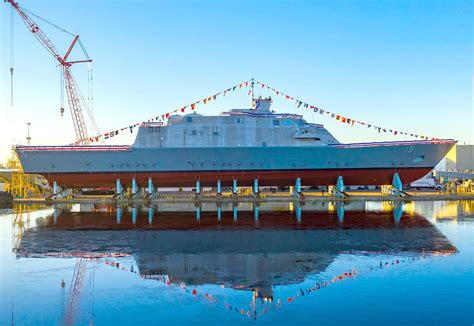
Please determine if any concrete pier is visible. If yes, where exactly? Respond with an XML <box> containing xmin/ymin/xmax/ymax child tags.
<box><xmin>13</xmin><ymin>188</ymin><xmax>474</xmax><ymax>205</ymax></box>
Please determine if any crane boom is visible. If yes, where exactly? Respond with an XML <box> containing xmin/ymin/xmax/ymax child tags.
<box><xmin>64</xmin><ymin>67</ymin><xmax>90</xmax><ymax>144</ymax></box>
<box><xmin>5</xmin><ymin>0</ymin><xmax>93</xmax><ymax>145</ymax></box>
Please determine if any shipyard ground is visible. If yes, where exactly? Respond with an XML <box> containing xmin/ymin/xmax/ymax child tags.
<box><xmin>13</xmin><ymin>189</ymin><xmax>474</xmax><ymax>204</ymax></box>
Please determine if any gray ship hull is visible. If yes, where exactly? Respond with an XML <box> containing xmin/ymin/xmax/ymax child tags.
<box><xmin>16</xmin><ymin>140</ymin><xmax>455</xmax><ymax>187</ymax></box>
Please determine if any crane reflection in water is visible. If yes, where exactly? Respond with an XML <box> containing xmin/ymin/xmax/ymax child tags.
<box><xmin>10</xmin><ymin>200</ymin><xmax>467</xmax><ymax>324</ymax></box>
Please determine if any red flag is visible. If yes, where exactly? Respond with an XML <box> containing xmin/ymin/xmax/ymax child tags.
<box><xmin>285</xmin><ymin>95</ymin><xmax>289</xmax><ymax>99</ymax></box>
<box><xmin>203</xmin><ymin>98</ymin><xmax>207</xmax><ymax>104</ymax></box>
<box><xmin>191</xmin><ymin>103</ymin><xmax>195</xmax><ymax>110</ymax></box>
<box><xmin>181</xmin><ymin>108</ymin><xmax>185</xmax><ymax>112</ymax></box>
<box><xmin>245</xmin><ymin>81</ymin><xmax>248</xmax><ymax>86</ymax></box>
<box><xmin>336</xmin><ymin>115</ymin><xmax>341</xmax><ymax>120</ymax></box>
<box><xmin>165</xmin><ymin>113</ymin><xmax>170</xmax><ymax>118</ymax></box>
<box><xmin>248</xmin><ymin>90</ymin><xmax>251</xmax><ymax>95</ymax></box>
<box><xmin>341</xmin><ymin>117</ymin><xmax>346</xmax><ymax>123</ymax></box>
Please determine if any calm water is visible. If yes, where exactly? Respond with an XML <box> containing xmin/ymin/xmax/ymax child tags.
<box><xmin>0</xmin><ymin>200</ymin><xmax>473</xmax><ymax>325</ymax></box>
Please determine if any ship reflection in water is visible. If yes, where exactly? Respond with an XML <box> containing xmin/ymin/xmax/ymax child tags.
<box><xmin>10</xmin><ymin>201</ymin><xmax>471</xmax><ymax>324</ymax></box>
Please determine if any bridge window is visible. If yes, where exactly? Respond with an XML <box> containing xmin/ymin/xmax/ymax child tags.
<box><xmin>213</xmin><ymin>131</ymin><xmax>219</xmax><ymax>136</ymax></box>
<box><xmin>191</xmin><ymin>130</ymin><xmax>197</xmax><ymax>136</ymax></box>
<box><xmin>235</xmin><ymin>118</ymin><xmax>242</xmax><ymax>124</ymax></box>
<box><xmin>273</xmin><ymin>119</ymin><xmax>280</xmax><ymax>126</ymax></box>
<box><xmin>186</xmin><ymin>116</ymin><xmax>193</xmax><ymax>123</ymax></box>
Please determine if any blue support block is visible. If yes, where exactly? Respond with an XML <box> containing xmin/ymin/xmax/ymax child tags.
<box><xmin>196</xmin><ymin>206</ymin><xmax>201</xmax><ymax>221</ymax></box>
<box><xmin>296</xmin><ymin>178</ymin><xmax>301</xmax><ymax>193</ymax></box>
<box><xmin>336</xmin><ymin>203</ymin><xmax>345</xmax><ymax>223</ymax></box>
<box><xmin>336</xmin><ymin>176</ymin><xmax>345</xmax><ymax>193</ymax></box>
<box><xmin>294</xmin><ymin>177</ymin><xmax>303</xmax><ymax>198</ymax></box>
<box><xmin>53</xmin><ymin>206</ymin><xmax>59</xmax><ymax>224</ymax></box>
<box><xmin>53</xmin><ymin>181</ymin><xmax>59</xmax><ymax>195</ymax></box>
<box><xmin>116</xmin><ymin>179</ymin><xmax>122</xmax><ymax>195</ymax></box>
<box><xmin>254</xmin><ymin>205</ymin><xmax>259</xmax><ymax>222</ymax></box>
<box><xmin>392</xmin><ymin>173</ymin><xmax>403</xmax><ymax>191</ymax></box>
<box><xmin>232</xmin><ymin>179</ymin><xmax>237</xmax><ymax>195</ymax></box>
<box><xmin>148</xmin><ymin>207</ymin><xmax>153</xmax><ymax>224</ymax></box>
<box><xmin>217</xmin><ymin>206</ymin><xmax>222</xmax><ymax>221</ymax></box>
<box><xmin>132</xmin><ymin>207</ymin><xmax>137</xmax><ymax>224</ymax></box>
<box><xmin>393</xmin><ymin>203</ymin><xmax>403</xmax><ymax>224</ymax></box>
<box><xmin>217</xmin><ymin>179</ymin><xmax>221</xmax><ymax>195</ymax></box>
<box><xmin>132</xmin><ymin>177</ymin><xmax>138</xmax><ymax>194</ymax></box>
<box><xmin>116</xmin><ymin>206</ymin><xmax>122</xmax><ymax>224</ymax></box>
<box><xmin>253</xmin><ymin>179</ymin><xmax>259</xmax><ymax>195</ymax></box>
<box><xmin>196</xmin><ymin>180</ymin><xmax>201</xmax><ymax>195</ymax></box>
<box><xmin>148</xmin><ymin>177</ymin><xmax>153</xmax><ymax>194</ymax></box>
<box><xmin>296</xmin><ymin>205</ymin><xmax>302</xmax><ymax>223</ymax></box>
<box><xmin>233</xmin><ymin>206</ymin><xmax>238</xmax><ymax>222</ymax></box>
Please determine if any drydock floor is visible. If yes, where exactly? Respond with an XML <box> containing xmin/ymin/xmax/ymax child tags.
<box><xmin>13</xmin><ymin>189</ymin><xmax>474</xmax><ymax>204</ymax></box>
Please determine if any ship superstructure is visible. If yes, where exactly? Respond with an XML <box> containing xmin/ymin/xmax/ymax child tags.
<box><xmin>135</xmin><ymin>98</ymin><xmax>339</xmax><ymax>149</ymax></box>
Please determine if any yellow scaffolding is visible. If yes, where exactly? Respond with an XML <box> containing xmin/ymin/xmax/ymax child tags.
<box><xmin>3</xmin><ymin>148</ymin><xmax>42</xmax><ymax>198</ymax></box>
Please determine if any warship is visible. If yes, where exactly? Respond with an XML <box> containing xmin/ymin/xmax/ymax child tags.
<box><xmin>16</xmin><ymin>97</ymin><xmax>455</xmax><ymax>188</ymax></box>
<box><xmin>17</xmin><ymin>204</ymin><xmax>457</xmax><ymax>296</ymax></box>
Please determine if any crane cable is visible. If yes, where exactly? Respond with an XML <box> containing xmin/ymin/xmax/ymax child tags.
<box><xmin>20</xmin><ymin>6</ymin><xmax>90</xmax><ymax>60</ymax></box>
<box><xmin>10</xmin><ymin>6</ymin><xmax>14</xmax><ymax>106</ymax></box>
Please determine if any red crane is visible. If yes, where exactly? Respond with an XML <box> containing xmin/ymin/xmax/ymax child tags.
<box><xmin>6</xmin><ymin>0</ymin><xmax>98</xmax><ymax>145</ymax></box>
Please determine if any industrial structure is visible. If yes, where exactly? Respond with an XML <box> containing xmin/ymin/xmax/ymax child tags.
<box><xmin>0</xmin><ymin>148</ymin><xmax>47</xmax><ymax>198</ymax></box>
<box><xmin>6</xmin><ymin>0</ymin><xmax>99</xmax><ymax>145</ymax></box>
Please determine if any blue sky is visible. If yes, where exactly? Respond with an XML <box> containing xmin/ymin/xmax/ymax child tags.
<box><xmin>0</xmin><ymin>0</ymin><xmax>472</xmax><ymax>162</ymax></box>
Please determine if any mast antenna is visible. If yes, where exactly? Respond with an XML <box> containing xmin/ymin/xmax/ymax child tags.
<box><xmin>251</xmin><ymin>77</ymin><xmax>255</xmax><ymax>107</ymax></box>
<box><xmin>26</xmin><ymin>122</ymin><xmax>31</xmax><ymax>145</ymax></box>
